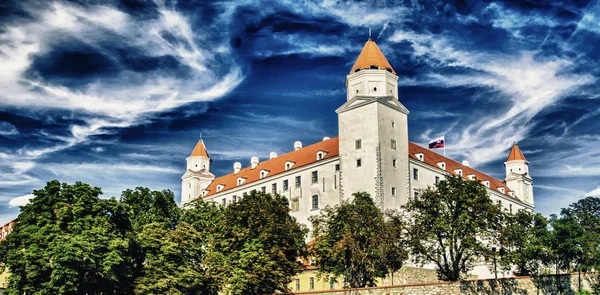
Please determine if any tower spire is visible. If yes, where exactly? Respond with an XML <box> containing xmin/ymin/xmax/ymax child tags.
<box><xmin>369</xmin><ymin>27</ymin><xmax>372</xmax><ymax>41</ymax></box>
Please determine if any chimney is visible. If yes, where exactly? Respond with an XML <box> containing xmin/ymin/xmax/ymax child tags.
<box><xmin>462</xmin><ymin>160</ymin><xmax>470</xmax><ymax>167</ymax></box>
<box><xmin>251</xmin><ymin>156</ymin><xmax>259</xmax><ymax>169</ymax></box>
<box><xmin>323</xmin><ymin>137</ymin><xmax>330</xmax><ymax>141</ymax></box>
<box><xmin>270</xmin><ymin>152</ymin><xmax>277</xmax><ymax>159</ymax></box>
<box><xmin>233</xmin><ymin>162</ymin><xmax>241</xmax><ymax>174</ymax></box>
<box><xmin>294</xmin><ymin>141</ymin><xmax>302</xmax><ymax>150</ymax></box>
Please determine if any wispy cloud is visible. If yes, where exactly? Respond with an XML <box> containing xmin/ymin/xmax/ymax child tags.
<box><xmin>389</xmin><ymin>30</ymin><xmax>595</xmax><ymax>166</ymax></box>
<box><xmin>0</xmin><ymin>121</ymin><xmax>19</xmax><ymax>136</ymax></box>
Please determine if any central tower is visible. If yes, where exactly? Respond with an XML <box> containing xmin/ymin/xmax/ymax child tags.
<box><xmin>337</xmin><ymin>38</ymin><xmax>410</xmax><ymax>210</ymax></box>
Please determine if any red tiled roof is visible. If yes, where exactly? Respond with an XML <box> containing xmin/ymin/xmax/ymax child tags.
<box><xmin>408</xmin><ymin>143</ymin><xmax>515</xmax><ymax>199</ymax></box>
<box><xmin>190</xmin><ymin>139</ymin><xmax>209</xmax><ymax>157</ymax></box>
<box><xmin>204</xmin><ymin>138</ymin><xmax>339</xmax><ymax>197</ymax></box>
<box><xmin>506</xmin><ymin>143</ymin><xmax>526</xmax><ymax>162</ymax></box>
<box><xmin>202</xmin><ymin>138</ymin><xmax>517</xmax><ymax>200</ymax></box>
<box><xmin>350</xmin><ymin>39</ymin><xmax>396</xmax><ymax>74</ymax></box>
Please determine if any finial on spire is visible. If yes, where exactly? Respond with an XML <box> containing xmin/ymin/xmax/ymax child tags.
<box><xmin>368</xmin><ymin>27</ymin><xmax>372</xmax><ymax>41</ymax></box>
<box><xmin>199</xmin><ymin>132</ymin><xmax>203</xmax><ymax>141</ymax></box>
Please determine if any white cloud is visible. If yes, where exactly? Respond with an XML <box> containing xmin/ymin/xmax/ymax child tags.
<box><xmin>0</xmin><ymin>1</ymin><xmax>244</xmax><ymax>187</ymax></box>
<box><xmin>586</xmin><ymin>186</ymin><xmax>600</xmax><ymax>197</ymax></box>
<box><xmin>8</xmin><ymin>194</ymin><xmax>34</xmax><ymax>208</ymax></box>
<box><xmin>389</xmin><ymin>30</ymin><xmax>595</xmax><ymax>166</ymax></box>
<box><xmin>0</xmin><ymin>121</ymin><xmax>18</xmax><ymax>136</ymax></box>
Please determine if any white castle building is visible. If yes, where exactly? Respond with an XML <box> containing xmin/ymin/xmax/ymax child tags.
<box><xmin>180</xmin><ymin>38</ymin><xmax>534</xmax><ymax>278</ymax></box>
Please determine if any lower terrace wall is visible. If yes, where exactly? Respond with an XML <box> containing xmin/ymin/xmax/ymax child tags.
<box><xmin>279</xmin><ymin>273</ymin><xmax>597</xmax><ymax>295</ymax></box>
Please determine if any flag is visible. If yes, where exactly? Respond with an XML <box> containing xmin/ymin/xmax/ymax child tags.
<box><xmin>429</xmin><ymin>136</ymin><xmax>445</xmax><ymax>149</ymax></box>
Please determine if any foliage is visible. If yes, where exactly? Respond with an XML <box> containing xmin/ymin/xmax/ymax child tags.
<box><xmin>1</xmin><ymin>180</ymin><xmax>136</xmax><ymax>295</ymax></box>
<box><xmin>215</xmin><ymin>190</ymin><xmax>308</xmax><ymax>295</ymax></box>
<box><xmin>121</xmin><ymin>187</ymin><xmax>180</xmax><ymax>232</ymax></box>
<box><xmin>310</xmin><ymin>192</ymin><xmax>408</xmax><ymax>288</ymax></box>
<box><xmin>133</xmin><ymin>222</ymin><xmax>218</xmax><ymax>295</ymax></box>
<box><xmin>498</xmin><ymin>210</ymin><xmax>551</xmax><ymax>276</ymax></box>
<box><xmin>403</xmin><ymin>175</ymin><xmax>503</xmax><ymax>281</ymax></box>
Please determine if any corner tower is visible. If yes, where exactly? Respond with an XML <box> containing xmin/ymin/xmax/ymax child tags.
<box><xmin>504</xmin><ymin>143</ymin><xmax>534</xmax><ymax>205</ymax></box>
<box><xmin>337</xmin><ymin>38</ymin><xmax>409</xmax><ymax>210</ymax></box>
<box><xmin>181</xmin><ymin>138</ymin><xmax>215</xmax><ymax>205</ymax></box>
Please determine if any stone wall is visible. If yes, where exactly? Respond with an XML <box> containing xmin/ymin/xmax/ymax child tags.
<box><xmin>276</xmin><ymin>273</ymin><xmax>597</xmax><ymax>295</ymax></box>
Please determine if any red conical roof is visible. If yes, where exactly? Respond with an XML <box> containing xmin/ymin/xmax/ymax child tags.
<box><xmin>350</xmin><ymin>39</ymin><xmax>396</xmax><ymax>74</ymax></box>
<box><xmin>506</xmin><ymin>143</ymin><xmax>526</xmax><ymax>162</ymax></box>
<box><xmin>190</xmin><ymin>139</ymin><xmax>209</xmax><ymax>157</ymax></box>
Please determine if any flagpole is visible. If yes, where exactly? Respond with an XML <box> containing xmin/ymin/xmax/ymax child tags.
<box><xmin>443</xmin><ymin>134</ymin><xmax>446</xmax><ymax>157</ymax></box>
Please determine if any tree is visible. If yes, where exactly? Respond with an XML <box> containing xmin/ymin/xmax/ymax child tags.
<box><xmin>216</xmin><ymin>190</ymin><xmax>308</xmax><ymax>295</ymax></box>
<box><xmin>498</xmin><ymin>210</ymin><xmax>551</xmax><ymax>276</ymax></box>
<box><xmin>403</xmin><ymin>175</ymin><xmax>503</xmax><ymax>281</ymax></box>
<box><xmin>310</xmin><ymin>192</ymin><xmax>408</xmax><ymax>288</ymax></box>
<box><xmin>133</xmin><ymin>222</ymin><xmax>219</xmax><ymax>295</ymax></box>
<box><xmin>121</xmin><ymin>187</ymin><xmax>180</xmax><ymax>232</ymax></box>
<box><xmin>2</xmin><ymin>180</ymin><xmax>136</xmax><ymax>295</ymax></box>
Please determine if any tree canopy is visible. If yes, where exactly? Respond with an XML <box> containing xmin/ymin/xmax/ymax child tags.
<box><xmin>403</xmin><ymin>175</ymin><xmax>503</xmax><ymax>281</ymax></box>
<box><xmin>310</xmin><ymin>192</ymin><xmax>408</xmax><ymax>288</ymax></box>
<box><xmin>1</xmin><ymin>180</ymin><xmax>136</xmax><ymax>295</ymax></box>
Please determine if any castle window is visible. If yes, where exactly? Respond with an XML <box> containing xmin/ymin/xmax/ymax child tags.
<box><xmin>509</xmin><ymin>204</ymin><xmax>513</xmax><ymax>214</ymax></box>
<box><xmin>295</xmin><ymin>176</ymin><xmax>301</xmax><ymax>188</ymax></box>
<box><xmin>393</xmin><ymin>159</ymin><xmax>397</xmax><ymax>167</ymax></box>
<box><xmin>435</xmin><ymin>176</ymin><xmax>440</xmax><ymax>184</ymax></box>
<box><xmin>312</xmin><ymin>195</ymin><xmax>319</xmax><ymax>210</ymax></box>
<box><xmin>373</xmin><ymin>87</ymin><xmax>377</xmax><ymax>91</ymax></box>
<box><xmin>335</xmin><ymin>164</ymin><xmax>340</xmax><ymax>171</ymax></box>
<box><xmin>283</xmin><ymin>179</ymin><xmax>289</xmax><ymax>191</ymax></box>
<box><xmin>261</xmin><ymin>186</ymin><xmax>266</xmax><ymax>193</ymax></box>
<box><xmin>392</xmin><ymin>121</ymin><xmax>396</xmax><ymax>128</ymax></box>
<box><xmin>272</xmin><ymin>183</ymin><xmax>277</xmax><ymax>193</ymax></box>
<box><xmin>355</xmin><ymin>139</ymin><xmax>361</xmax><ymax>150</ymax></box>
<box><xmin>317</xmin><ymin>152</ymin><xmax>323</xmax><ymax>160</ymax></box>
<box><xmin>243</xmin><ymin>192</ymin><xmax>247</xmax><ymax>197</ymax></box>
<box><xmin>295</xmin><ymin>279</ymin><xmax>300</xmax><ymax>291</ymax></box>
<box><xmin>216</xmin><ymin>185</ymin><xmax>224</xmax><ymax>192</ymax></box>
<box><xmin>260</xmin><ymin>170</ymin><xmax>269</xmax><ymax>179</ymax></box>
<box><xmin>232</xmin><ymin>195</ymin><xmax>237</xmax><ymax>203</ymax></box>
<box><xmin>285</xmin><ymin>161</ymin><xmax>295</xmax><ymax>171</ymax></box>
<box><xmin>312</xmin><ymin>171</ymin><xmax>318</xmax><ymax>183</ymax></box>
<box><xmin>309</xmin><ymin>277</ymin><xmax>315</xmax><ymax>290</ymax></box>
<box><xmin>499</xmin><ymin>187</ymin><xmax>505</xmax><ymax>194</ymax></box>
<box><xmin>222</xmin><ymin>198</ymin><xmax>226</xmax><ymax>206</ymax></box>
<box><xmin>469</xmin><ymin>174</ymin><xmax>476</xmax><ymax>181</ymax></box>
<box><xmin>356</xmin><ymin>159</ymin><xmax>362</xmax><ymax>167</ymax></box>
<box><xmin>414</xmin><ymin>191</ymin><xmax>419</xmax><ymax>199</ymax></box>
<box><xmin>391</xmin><ymin>187</ymin><xmax>397</xmax><ymax>196</ymax></box>
<box><xmin>237</xmin><ymin>177</ymin><xmax>245</xmax><ymax>186</ymax></box>
<box><xmin>413</xmin><ymin>168</ymin><xmax>419</xmax><ymax>180</ymax></box>
<box><xmin>391</xmin><ymin>139</ymin><xmax>397</xmax><ymax>150</ymax></box>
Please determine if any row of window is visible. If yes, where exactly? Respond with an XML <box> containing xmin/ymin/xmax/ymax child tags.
<box><xmin>354</xmin><ymin>139</ymin><xmax>398</xmax><ymax>150</ymax></box>
<box><xmin>294</xmin><ymin>277</ymin><xmax>336</xmax><ymax>291</ymax></box>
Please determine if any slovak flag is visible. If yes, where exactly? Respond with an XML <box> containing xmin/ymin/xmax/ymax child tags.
<box><xmin>429</xmin><ymin>136</ymin><xmax>445</xmax><ymax>149</ymax></box>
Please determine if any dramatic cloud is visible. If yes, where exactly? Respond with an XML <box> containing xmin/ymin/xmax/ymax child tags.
<box><xmin>8</xmin><ymin>194</ymin><xmax>34</xmax><ymax>208</ymax></box>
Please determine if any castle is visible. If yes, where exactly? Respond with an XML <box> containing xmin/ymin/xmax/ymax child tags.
<box><xmin>180</xmin><ymin>39</ymin><xmax>534</xmax><ymax>280</ymax></box>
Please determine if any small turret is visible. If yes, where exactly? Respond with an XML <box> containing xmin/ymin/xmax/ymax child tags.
<box><xmin>181</xmin><ymin>137</ymin><xmax>215</xmax><ymax>206</ymax></box>
<box><xmin>504</xmin><ymin>143</ymin><xmax>533</xmax><ymax>205</ymax></box>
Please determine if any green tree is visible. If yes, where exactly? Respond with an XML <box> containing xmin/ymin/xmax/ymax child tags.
<box><xmin>2</xmin><ymin>180</ymin><xmax>136</xmax><ymax>295</ymax></box>
<box><xmin>216</xmin><ymin>190</ymin><xmax>308</xmax><ymax>295</ymax></box>
<box><xmin>403</xmin><ymin>175</ymin><xmax>503</xmax><ymax>281</ymax></box>
<box><xmin>310</xmin><ymin>192</ymin><xmax>408</xmax><ymax>288</ymax></box>
<box><xmin>133</xmin><ymin>222</ymin><xmax>218</xmax><ymax>295</ymax></box>
<box><xmin>498</xmin><ymin>210</ymin><xmax>551</xmax><ymax>276</ymax></box>
<box><xmin>121</xmin><ymin>187</ymin><xmax>180</xmax><ymax>231</ymax></box>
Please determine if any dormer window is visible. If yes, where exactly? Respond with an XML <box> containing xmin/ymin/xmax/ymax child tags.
<box><xmin>316</xmin><ymin>150</ymin><xmax>328</xmax><ymax>161</ymax></box>
<box><xmin>498</xmin><ymin>187</ymin><xmax>505</xmax><ymax>194</ymax></box>
<box><xmin>216</xmin><ymin>184</ymin><xmax>225</xmax><ymax>192</ymax></box>
<box><xmin>237</xmin><ymin>177</ymin><xmax>246</xmax><ymax>186</ymax></box>
<box><xmin>285</xmin><ymin>161</ymin><xmax>295</xmax><ymax>171</ymax></box>
<box><xmin>482</xmin><ymin>180</ymin><xmax>490</xmax><ymax>188</ymax></box>
<box><xmin>437</xmin><ymin>162</ymin><xmax>446</xmax><ymax>170</ymax></box>
<box><xmin>260</xmin><ymin>170</ymin><xmax>269</xmax><ymax>179</ymax></box>
<box><xmin>415</xmin><ymin>153</ymin><xmax>424</xmax><ymax>161</ymax></box>
<box><xmin>468</xmin><ymin>174</ymin><xmax>476</xmax><ymax>181</ymax></box>
<box><xmin>509</xmin><ymin>191</ymin><xmax>515</xmax><ymax>197</ymax></box>
<box><xmin>202</xmin><ymin>190</ymin><xmax>208</xmax><ymax>197</ymax></box>
<box><xmin>454</xmin><ymin>169</ymin><xmax>463</xmax><ymax>176</ymax></box>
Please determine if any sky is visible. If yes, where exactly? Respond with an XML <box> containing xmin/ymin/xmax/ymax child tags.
<box><xmin>1</xmin><ymin>0</ymin><xmax>599</xmax><ymax>224</ymax></box>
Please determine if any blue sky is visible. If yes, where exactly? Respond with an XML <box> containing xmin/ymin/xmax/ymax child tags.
<box><xmin>1</xmin><ymin>0</ymin><xmax>599</xmax><ymax>224</ymax></box>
